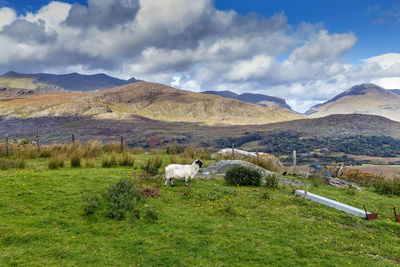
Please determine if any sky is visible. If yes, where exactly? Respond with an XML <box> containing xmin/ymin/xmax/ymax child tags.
<box><xmin>0</xmin><ymin>0</ymin><xmax>400</xmax><ymax>112</ymax></box>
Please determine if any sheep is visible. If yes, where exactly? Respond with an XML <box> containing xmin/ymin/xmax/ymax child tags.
<box><xmin>164</xmin><ymin>159</ymin><xmax>203</xmax><ymax>186</ymax></box>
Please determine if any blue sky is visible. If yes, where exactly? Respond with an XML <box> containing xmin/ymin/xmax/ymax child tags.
<box><xmin>0</xmin><ymin>0</ymin><xmax>399</xmax><ymax>112</ymax></box>
<box><xmin>216</xmin><ymin>0</ymin><xmax>400</xmax><ymax>62</ymax></box>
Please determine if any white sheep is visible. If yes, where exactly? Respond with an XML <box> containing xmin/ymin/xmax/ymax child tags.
<box><xmin>164</xmin><ymin>159</ymin><xmax>203</xmax><ymax>186</ymax></box>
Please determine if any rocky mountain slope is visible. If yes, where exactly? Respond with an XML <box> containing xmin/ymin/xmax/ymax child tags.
<box><xmin>0</xmin><ymin>71</ymin><xmax>138</xmax><ymax>92</ymax></box>
<box><xmin>202</xmin><ymin>90</ymin><xmax>292</xmax><ymax>110</ymax></box>
<box><xmin>306</xmin><ymin>83</ymin><xmax>400</xmax><ymax>121</ymax></box>
<box><xmin>0</xmin><ymin>82</ymin><xmax>302</xmax><ymax>125</ymax></box>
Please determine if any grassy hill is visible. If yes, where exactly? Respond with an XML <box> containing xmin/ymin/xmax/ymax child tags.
<box><xmin>306</xmin><ymin>84</ymin><xmax>400</xmax><ymax>122</ymax></box>
<box><xmin>0</xmin><ymin>71</ymin><xmax>138</xmax><ymax>92</ymax></box>
<box><xmin>0</xmin><ymin>150</ymin><xmax>400</xmax><ymax>266</ymax></box>
<box><xmin>0</xmin><ymin>82</ymin><xmax>303</xmax><ymax>125</ymax></box>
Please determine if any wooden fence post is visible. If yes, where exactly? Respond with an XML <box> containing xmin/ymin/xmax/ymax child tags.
<box><xmin>256</xmin><ymin>148</ymin><xmax>259</xmax><ymax>163</ymax></box>
<box><xmin>293</xmin><ymin>150</ymin><xmax>297</xmax><ymax>173</ymax></box>
<box><xmin>36</xmin><ymin>130</ymin><xmax>40</xmax><ymax>153</ymax></box>
<box><xmin>5</xmin><ymin>136</ymin><xmax>9</xmax><ymax>157</ymax></box>
<box><xmin>232</xmin><ymin>144</ymin><xmax>235</xmax><ymax>160</ymax></box>
<box><xmin>120</xmin><ymin>135</ymin><xmax>124</xmax><ymax>152</ymax></box>
<box><xmin>72</xmin><ymin>134</ymin><xmax>75</xmax><ymax>147</ymax></box>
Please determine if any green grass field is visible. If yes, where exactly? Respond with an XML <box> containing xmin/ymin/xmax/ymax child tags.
<box><xmin>1</xmin><ymin>154</ymin><xmax>400</xmax><ymax>266</ymax></box>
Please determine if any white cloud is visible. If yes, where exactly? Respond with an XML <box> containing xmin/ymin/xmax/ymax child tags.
<box><xmin>0</xmin><ymin>7</ymin><xmax>16</xmax><ymax>30</ymax></box>
<box><xmin>0</xmin><ymin>0</ymin><xmax>399</xmax><ymax>113</ymax></box>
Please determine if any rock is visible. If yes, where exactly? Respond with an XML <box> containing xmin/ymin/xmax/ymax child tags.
<box><xmin>309</xmin><ymin>162</ymin><xmax>332</xmax><ymax>178</ymax></box>
<box><xmin>326</xmin><ymin>177</ymin><xmax>362</xmax><ymax>191</ymax></box>
<box><xmin>196</xmin><ymin>160</ymin><xmax>274</xmax><ymax>178</ymax></box>
<box><xmin>211</xmin><ymin>148</ymin><xmax>284</xmax><ymax>167</ymax></box>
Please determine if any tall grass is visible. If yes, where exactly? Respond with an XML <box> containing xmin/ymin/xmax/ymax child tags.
<box><xmin>0</xmin><ymin>158</ymin><xmax>26</xmax><ymax>170</ymax></box>
<box><xmin>243</xmin><ymin>156</ymin><xmax>282</xmax><ymax>172</ymax></box>
<box><xmin>182</xmin><ymin>146</ymin><xmax>211</xmax><ymax>160</ymax></box>
<box><xmin>70</xmin><ymin>151</ymin><xmax>81</xmax><ymax>168</ymax></box>
<box><xmin>48</xmin><ymin>155</ymin><xmax>65</xmax><ymax>169</ymax></box>
<box><xmin>141</xmin><ymin>155</ymin><xmax>163</xmax><ymax>176</ymax></box>
<box><xmin>118</xmin><ymin>153</ymin><xmax>135</xmax><ymax>167</ymax></box>
<box><xmin>102</xmin><ymin>154</ymin><xmax>118</xmax><ymax>168</ymax></box>
<box><xmin>340</xmin><ymin>169</ymin><xmax>400</xmax><ymax>196</ymax></box>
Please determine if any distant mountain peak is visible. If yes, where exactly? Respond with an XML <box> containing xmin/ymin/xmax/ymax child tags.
<box><xmin>0</xmin><ymin>71</ymin><xmax>139</xmax><ymax>92</ymax></box>
<box><xmin>201</xmin><ymin>90</ymin><xmax>292</xmax><ymax>110</ymax></box>
<box><xmin>305</xmin><ymin>83</ymin><xmax>400</xmax><ymax>121</ymax></box>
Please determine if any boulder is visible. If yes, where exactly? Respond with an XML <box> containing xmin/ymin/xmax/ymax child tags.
<box><xmin>196</xmin><ymin>160</ymin><xmax>274</xmax><ymax>178</ymax></box>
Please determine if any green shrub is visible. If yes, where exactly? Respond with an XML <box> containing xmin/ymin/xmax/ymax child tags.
<box><xmin>265</xmin><ymin>175</ymin><xmax>278</xmax><ymax>188</ymax></box>
<box><xmin>82</xmin><ymin>194</ymin><xmax>101</xmax><ymax>215</ymax></box>
<box><xmin>141</xmin><ymin>155</ymin><xmax>163</xmax><ymax>176</ymax></box>
<box><xmin>225</xmin><ymin>166</ymin><xmax>262</xmax><ymax>186</ymax></box>
<box><xmin>102</xmin><ymin>154</ymin><xmax>118</xmax><ymax>168</ymax></box>
<box><xmin>374</xmin><ymin>177</ymin><xmax>400</xmax><ymax>196</ymax></box>
<box><xmin>48</xmin><ymin>155</ymin><xmax>65</xmax><ymax>169</ymax></box>
<box><xmin>70</xmin><ymin>151</ymin><xmax>81</xmax><ymax>168</ymax></box>
<box><xmin>118</xmin><ymin>153</ymin><xmax>135</xmax><ymax>167</ymax></box>
<box><xmin>104</xmin><ymin>178</ymin><xmax>142</xmax><ymax>220</ymax></box>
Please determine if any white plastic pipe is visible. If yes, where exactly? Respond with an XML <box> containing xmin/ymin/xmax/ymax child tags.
<box><xmin>295</xmin><ymin>190</ymin><xmax>368</xmax><ymax>218</ymax></box>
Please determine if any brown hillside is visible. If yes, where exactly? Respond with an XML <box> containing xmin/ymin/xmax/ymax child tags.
<box><xmin>0</xmin><ymin>82</ymin><xmax>302</xmax><ymax>125</ymax></box>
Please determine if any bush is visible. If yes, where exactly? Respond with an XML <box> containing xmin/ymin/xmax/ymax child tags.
<box><xmin>375</xmin><ymin>177</ymin><xmax>400</xmax><ymax>196</ymax></box>
<box><xmin>118</xmin><ymin>153</ymin><xmax>135</xmax><ymax>167</ymax></box>
<box><xmin>104</xmin><ymin>178</ymin><xmax>142</xmax><ymax>220</ymax></box>
<box><xmin>82</xmin><ymin>194</ymin><xmax>101</xmax><ymax>215</ymax></box>
<box><xmin>70</xmin><ymin>151</ymin><xmax>81</xmax><ymax>168</ymax></box>
<box><xmin>225</xmin><ymin>166</ymin><xmax>262</xmax><ymax>186</ymax></box>
<box><xmin>141</xmin><ymin>155</ymin><xmax>163</xmax><ymax>176</ymax></box>
<box><xmin>102</xmin><ymin>154</ymin><xmax>118</xmax><ymax>168</ymax></box>
<box><xmin>48</xmin><ymin>155</ymin><xmax>65</xmax><ymax>169</ymax></box>
<box><xmin>265</xmin><ymin>175</ymin><xmax>278</xmax><ymax>188</ymax></box>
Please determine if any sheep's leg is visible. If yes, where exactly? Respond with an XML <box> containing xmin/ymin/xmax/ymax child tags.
<box><xmin>164</xmin><ymin>177</ymin><xmax>169</xmax><ymax>186</ymax></box>
<box><xmin>170</xmin><ymin>178</ymin><xmax>175</xmax><ymax>187</ymax></box>
<box><xmin>185</xmin><ymin>177</ymin><xmax>188</xmax><ymax>187</ymax></box>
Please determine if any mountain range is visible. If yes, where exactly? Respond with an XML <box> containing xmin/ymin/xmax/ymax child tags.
<box><xmin>202</xmin><ymin>90</ymin><xmax>292</xmax><ymax>110</ymax></box>
<box><xmin>0</xmin><ymin>81</ymin><xmax>302</xmax><ymax>125</ymax></box>
<box><xmin>0</xmin><ymin>71</ymin><xmax>138</xmax><ymax>92</ymax></box>
<box><xmin>2</xmin><ymin>71</ymin><xmax>400</xmax><ymax>124</ymax></box>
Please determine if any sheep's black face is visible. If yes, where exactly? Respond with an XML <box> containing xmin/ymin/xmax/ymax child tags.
<box><xmin>195</xmin><ymin>160</ymin><xmax>203</xmax><ymax>168</ymax></box>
